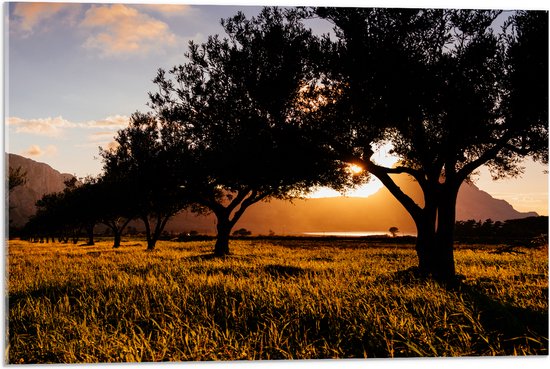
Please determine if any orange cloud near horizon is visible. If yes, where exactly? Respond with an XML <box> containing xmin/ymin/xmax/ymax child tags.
<box><xmin>7</xmin><ymin>116</ymin><xmax>76</xmax><ymax>137</ymax></box>
<box><xmin>22</xmin><ymin>144</ymin><xmax>58</xmax><ymax>158</ymax></box>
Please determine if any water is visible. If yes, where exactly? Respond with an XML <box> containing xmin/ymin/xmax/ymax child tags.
<box><xmin>302</xmin><ymin>231</ymin><xmax>397</xmax><ymax>237</ymax></box>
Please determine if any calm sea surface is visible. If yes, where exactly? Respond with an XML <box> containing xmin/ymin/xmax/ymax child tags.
<box><xmin>302</xmin><ymin>231</ymin><xmax>417</xmax><ymax>237</ymax></box>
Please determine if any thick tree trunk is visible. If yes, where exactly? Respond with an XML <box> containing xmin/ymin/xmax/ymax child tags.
<box><xmin>431</xmin><ymin>188</ymin><xmax>459</xmax><ymax>280</ymax></box>
<box><xmin>142</xmin><ymin>216</ymin><xmax>156</xmax><ymax>251</ymax></box>
<box><xmin>214</xmin><ymin>219</ymin><xmax>231</xmax><ymax>256</ymax></box>
<box><xmin>146</xmin><ymin>239</ymin><xmax>157</xmax><ymax>251</ymax></box>
<box><xmin>415</xmin><ymin>216</ymin><xmax>437</xmax><ymax>275</ymax></box>
<box><xmin>412</xmin><ymin>187</ymin><xmax>458</xmax><ymax>281</ymax></box>
<box><xmin>113</xmin><ymin>232</ymin><xmax>122</xmax><ymax>248</ymax></box>
<box><xmin>86</xmin><ymin>223</ymin><xmax>95</xmax><ymax>245</ymax></box>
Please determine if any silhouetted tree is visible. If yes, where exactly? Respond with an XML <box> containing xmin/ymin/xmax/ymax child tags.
<box><xmin>68</xmin><ymin>177</ymin><xmax>99</xmax><ymax>245</ymax></box>
<box><xmin>8</xmin><ymin>166</ymin><xmax>27</xmax><ymax>192</ymax></box>
<box><xmin>455</xmin><ymin>216</ymin><xmax>548</xmax><ymax>244</ymax></box>
<box><xmin>389</xmin><ymin>227</ymin><xmax>399</xmax><ymax>237</ymax></box>
<box><xmin>233</xmin><ymin>228</ymin><xmax>252</xmax><ymax>237</ymax></box>
<box><xmin>311</xmin><ymin>8</ymin><xmax>548</xmax><ymax>280</ymax></box>
<box><xmin>93</xmin><ymin>175</ymin><xmax>135</xmax><ymax>248</ymax></box>
<box><xmin>26</xmin><ymin>192</ymin><xmax>65</xmax><ymax>242</ymax></box>
<box><xmin>148</xmin><ymin>8</ymin><xmax>350</xmax><ymax>256</ymax></box>
<box><xmin>26</xmin><ymin>179</ymin><xmax>81</xmax><ymax>243</ymax></box>
<box><xmin>100</xmin><ymin>113</ymin><xmax>189</xmax><ymax>251</ymax></box>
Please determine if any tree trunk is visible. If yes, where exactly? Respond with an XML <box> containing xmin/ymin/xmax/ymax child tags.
<box><xmin>106</xmin><ymin>218</ymin><xmax>131</xmax><ymax>248</ymax></box>
<box><xmin>142</xmin><ymin>216</ymin><xmax>156</xmax><ymax>251</ymax></box>
<box><xmin>142</xmin><ymin>214</ymin><xmax>170</xmax><ymax>251</ymax></box>
<box><xmin>431</xmin><ymin>187</ymin><xmax>459</xmax><ymax>281</ymax></box>
<box><xmin>214</xmin><ymin>219</ymin><xmax>231</xmax><ymax>256</ymax></box>
<box><xmin>409</xmin><ymin>185</ymin><xmax>458</xmax><ymax>281</ymax></box>
<box><xmin>113</xmin><ymin>232</ymin><xmax>122</xmax><ymax>248</ymax></box>
<box><xmin>415</xmin><ymin>216</ymin><xmax>437</xmax><ymax>275</ymax></box>
<box><xmin>86</xmin><ymin>223</ymin><xmax>95</xmax><ymax>245</ymax></box>
<box><xmin>146</xmin><ymin>238</ymin><xmax>156</xmax><ymax>251</ymax></box>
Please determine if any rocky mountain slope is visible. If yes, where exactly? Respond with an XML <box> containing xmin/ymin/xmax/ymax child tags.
<box><xmin>7</xmin><ymin>153</ymin><xmax>75</xmax><ymax>227</ymax></box>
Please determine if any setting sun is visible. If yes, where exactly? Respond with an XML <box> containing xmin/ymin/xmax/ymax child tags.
<box><xmin>348</xmin><ymin>163</ymin><xmax>363</xmax><ymax>174</ymax></box>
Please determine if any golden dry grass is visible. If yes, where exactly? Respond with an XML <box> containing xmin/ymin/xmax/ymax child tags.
<box><xmin>6</xmin><ymin>238</ymin><xmax>548</xmax><ymax>363</ymax></box>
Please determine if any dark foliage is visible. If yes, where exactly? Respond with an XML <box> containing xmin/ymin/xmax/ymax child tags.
<box><xmin>100</xmin><ymin>113</ymin><xmax>190</xmax><ymax>250</ymax></box>
<box><xmin>7</xmin><ymin>166</ymin><xmax>27</xmax><ymax>192</ymax></box>
<box><xmin>309</xmin><ymin>8</ymin><xmax>548</xmax><ymax>279</ymax></box>
<box><xmin>145</xmin><ymin>7</ymin><xmax>353</xmax><ymax>255</ymax></box>
<box><xmin>455</xmin><ymin>216</ymin><xmax>549</xmax><ymax>245</ymax></box>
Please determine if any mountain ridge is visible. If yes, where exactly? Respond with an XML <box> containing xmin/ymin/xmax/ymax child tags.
<box><xmin>7</xmin><ymin>153</ymin><xmax>75</xmax><ymax>227</ymax></box>
<box><xmin>7</xmin><ymin>153</ymin><xmax>538</xmax><ymax>234</ymax></box>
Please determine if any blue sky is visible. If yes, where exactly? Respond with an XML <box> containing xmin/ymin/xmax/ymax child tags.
<box><xmin>3</xmin><ymin>1</ymin><xmax>548</xmax><ymax>215</ymax></box>
<box><xmin>5</xmin><ymin>2</ymin><xmax>270</xmax><ymax>176</ymax></box>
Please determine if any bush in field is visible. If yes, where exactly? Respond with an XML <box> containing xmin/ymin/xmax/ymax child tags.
<box><xmin>233</xmin><ymin>228</ymin><xmax>252</xmax><ymax>237</ymax></box>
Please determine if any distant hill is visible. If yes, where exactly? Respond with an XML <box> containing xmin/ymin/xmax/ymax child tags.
<box><xmin>7</xmin><ymin>153</ymin><xmax>75</xmax><ymax>227</ymax></box>
<box><xmin>165</xmin><ymin>173</ymin><xmax>539</xmax><ymax>235</ymax></box>
<box><xmin>7</xmin><ymin>153</ymin><xmax>538</xmax><ymax>234</ymax></box>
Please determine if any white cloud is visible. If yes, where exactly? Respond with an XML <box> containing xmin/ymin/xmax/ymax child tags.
<box><xmin>7</xmin><ymin>116</ymin><xmax>77</xmax><ymax>137</ymax></box>
<box><xmin>83</xmin><ymin>115</ymin><xmax>129</xmax><ymax>128</ymax></box>
<box><xmin>22</xmin><ymin>144</ymin><xmax>58</xmax><ymax>158</ymax></box>
<box><xmin>7</xmin><ymin>115</ymin><xmax>130</xmax><ymax>137</ymax></box>
<box><xmin>80</xmin><ymin>4</ymin><xmax>178</xmax><ymax>58</ymax></box>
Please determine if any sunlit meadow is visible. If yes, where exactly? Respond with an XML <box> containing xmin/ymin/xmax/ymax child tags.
<box><xmin>7</xmin><ymin>238</ymin><xmax>548</xmax><ymax>363</ymax></box>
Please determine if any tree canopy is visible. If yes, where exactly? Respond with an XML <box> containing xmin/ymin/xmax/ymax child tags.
<box><xmin>309</xmin><ymin>8</ymin><xmax>548</xmax><ymax>279</ymax></box>
<box><xmin>101</xmin><ymin>112</ymin><xmax>188</xmax><ymax>250</ymax></box>
<box><xmin>143</xmin><ymin>7</ymin><xmax>353</xmax><ymax>255</ymax></box>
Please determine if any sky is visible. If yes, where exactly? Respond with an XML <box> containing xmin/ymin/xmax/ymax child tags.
<box><xmin>3</xmin><ymin>0</ymin><xmax>549</xmax><ymax>216</ymax></box>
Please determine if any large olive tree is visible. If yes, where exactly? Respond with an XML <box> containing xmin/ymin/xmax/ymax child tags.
<box><xmin>146</xmin><ymin>8</ymin><xmax>350</xmax><ymax>256</ymax></box>
<box><xmin>311</xmin><ymin>8</ymin><xmax>547</xmax><ymax>280</ymax></box>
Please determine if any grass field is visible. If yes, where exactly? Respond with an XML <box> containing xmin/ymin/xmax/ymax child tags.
<box><xmin>6</xmin><ymin>238</ymin><xmax>549</xmax><ymax>363</ymax></box>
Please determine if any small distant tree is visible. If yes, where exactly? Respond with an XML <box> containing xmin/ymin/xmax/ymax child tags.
<box><xmin>27</xmin><ymin>192</ymin><xmax>66</xmax><ymax>242</ymax></box>
<box><xmin>389</xmin><ymin>227</ymin><xmax>399</xmax><ymax>238</ymax></box>
<box><xmin>68</xmin><ymin>177</ymin><xmax>99</xmax><ymax>245</ymax></box>
<box><xmin>233</xmin><ymin>228</ymin><xmax>252</xmax><ymax>237</ymax></box>
<box><xmin>8</xmin><ymin>166</ymin><xmax>27</xmax><ymax>192</ymax></box>
<box><xmin>28</xmin><ymin>178</ymin><xmax>85</xmax><ymax>243</ymax></box>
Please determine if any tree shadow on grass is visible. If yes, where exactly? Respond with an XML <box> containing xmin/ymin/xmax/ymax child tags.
<box><xmin>455</xmin><ymin>282</ymin><xmax>548</xmax><ymax>354</ymax></box>
<box><xmin>263</xmin><ymin>264</ymin><xmax>309</xmax><ymax>278</ymax></box>
<box><xmin>388</xmin><ymin>267</ymin><xmax>548</xmax><ymax>354</ymax></box>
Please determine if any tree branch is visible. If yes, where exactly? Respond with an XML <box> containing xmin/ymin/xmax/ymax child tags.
<box><xmin>229</xmin><ymin>190</ymin><xmax>271</xmax><ymax>227</ymax></box>
<box><xmin>456</xmin><ymin>135</ymin><xmax>511</xmax><ymax>183</ymax></box>
<box><xmin>359</xmin><ymin>158</ymin><xmax>424</xmax><ymax>221</ymax></box>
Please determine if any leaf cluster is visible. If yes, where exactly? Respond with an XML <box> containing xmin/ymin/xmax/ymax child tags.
<box><xmin>311</xmin><ymin>8</ymin><xmax>548</xmax><ymax>182</ymax></box>
<box><xmin>143</xmin><ymin>7</ymin><xmax>355</xmax><ymax>210</ymax></box>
